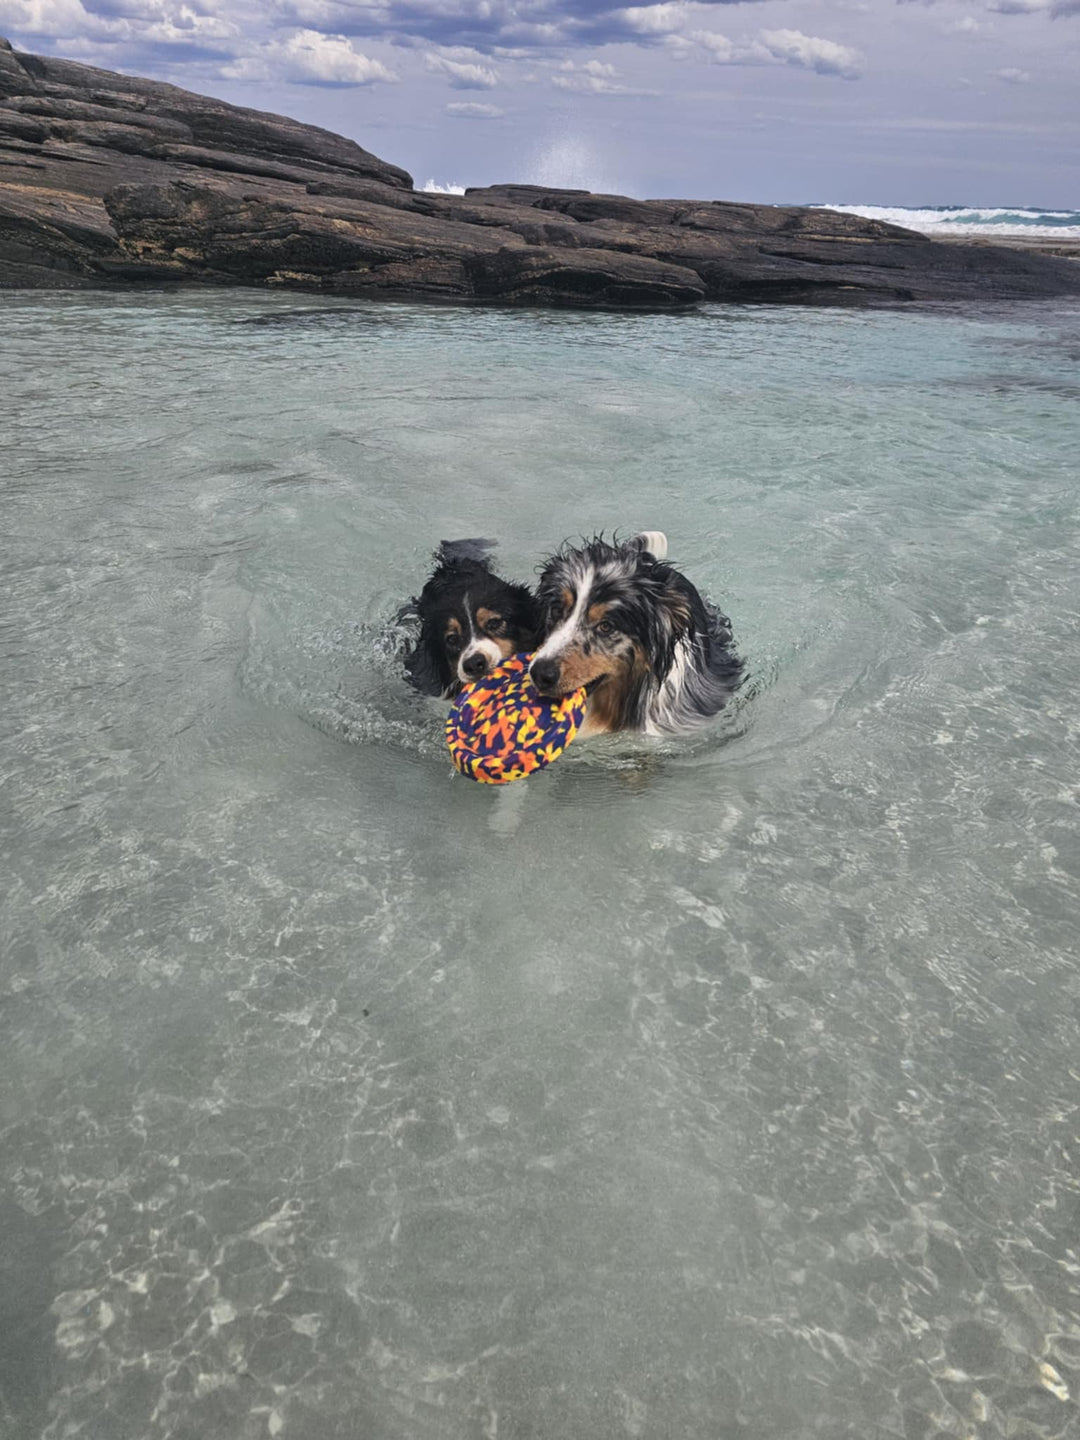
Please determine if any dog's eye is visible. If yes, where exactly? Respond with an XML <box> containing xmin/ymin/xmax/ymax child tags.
<box><xmin>445</xmin><ymin>633</ymin><xmax>462</xmax><ymax>652</ymax></box>
<box><xmin>595</xmin><ymin>619</ymin><xmax>616</xmax><ymax>638</ymax></box>
<box><xmin>485</xmin><ymin>617</ymin><xmax>506</xmax><ymax>636</ymax></box>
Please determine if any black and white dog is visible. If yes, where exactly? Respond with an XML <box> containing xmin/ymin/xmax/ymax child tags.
<box><xmin>529</xmin><ymin>532</ymin><xmax>742</xmax><ymax>735</ymax></box>
<box><xmin>403</xmin><ymin>539</ymin><xmax>538</xmax><ymax>698</ymax></box>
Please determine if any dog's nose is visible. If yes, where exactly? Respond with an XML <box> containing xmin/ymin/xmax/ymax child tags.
<box><xmin>462</xmin><ymin>652</ymin><xmax>489</xmax><ymax>679</ymax></box>
<box><xmin>530</xmin><ymin>657</ymin><xmax>560</xmax><ymax>692</ymax></box>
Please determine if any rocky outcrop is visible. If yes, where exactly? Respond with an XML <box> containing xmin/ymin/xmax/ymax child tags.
<box><xmin>2</xmin><ymin>35</ymin><xmax>1078</xmax><ymax>309</ymax></box>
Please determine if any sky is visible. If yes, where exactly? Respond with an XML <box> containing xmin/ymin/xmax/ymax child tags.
<box><xmin>1</xmin><ymin>0</ymin><xmax>1077</xmax><ymax>205</ymax></box>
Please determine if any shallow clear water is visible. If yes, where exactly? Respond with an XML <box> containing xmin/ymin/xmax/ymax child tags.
<box><xmin>2</xmin><ymin>290</ymin><xmax>1080</xmax><ymax>1440</ymax></box>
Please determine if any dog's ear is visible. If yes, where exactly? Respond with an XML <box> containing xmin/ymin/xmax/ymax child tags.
<box><xmin>435</xmin><ymin>538</ymin><xmax>497</xmax><ymax>567</ymax></box>
<box><xmin>508</xmin><ymin>581</ymin><xmax>540</xmax><ymax>649</ymax></box>
<box><xmin>656</xmin><ymin>569</ymin><xmax>693</xmax><ymax>628</ymax></box>
<box><xmin>642</xmin><ymin>568</ymin><xmax>693</xmax><ymax>675</ymax></box>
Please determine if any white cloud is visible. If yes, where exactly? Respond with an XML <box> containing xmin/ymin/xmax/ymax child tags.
<box><xmin>275</xmin><ymin>0</ymin><xmax>392</xmax><ymax>26</ymax></box>
<box><xmin>277</xmin><ymin>29</ymin><xmax>395</xmax><ymax>84</ymax></box>
<box><xmin>987</xmin><ymin>0</ymin><xmax>1080</xmax><ymax>11</ymax></box>
<box><xmin>424</xmin><ymin>52</ymin><xmax>498</xmax><ymax>88</ymax></box>
<box><xmin>942</xmin><ymin>15</ymin><xmax>987</xmax><ymax>34</ymax></box>
<box><xmin>223</xmin><ymin>29</ymin><xmax>397</xmax><ymax>84</ymax></box>
<box><xmin>690</xmin><ymin>29</ymin><xmax>734</xmax><ymax>61</ymax></box>
<box><xmin>0</xmin><ymin>0</ymin><xmax>101</xmax><ymax>34</ymax></box>
<box><xmin>562</xmin><ymin>58</ymin><xmax>616</xmax><ymax>76</ymax></box>
<box><xmin>757</xmin><ymin>28</ymin><xmax>862</xmax><ymax>79</ymax></box>
<box><xmin>660</xmin><ymin>33</ymin><xmax>695</xmax><ymax>59</ymax></box>
<box><xmin>678</xmin><ymin>25</ymin><xmax>860</xmax><ymax>78</ymax></box>
<box><xmin>137</xmin><ymin>7</ymin><xmax>237</xmax><ymax>45</ymax></box>
<box><xmin>445</xmin><ymin>100</ymin><xmax>504</xmax><ymax>116</ymax></box>
<box><xmin>613</xmin><ymin>2</ymin><xmax>696</xmax><ymax>35</ymax></box>
<box><xmin>995</xmin><ymin>65</ymin><xmax>1031</xmax><ymax>80</ymax></box>
<box><xmin>551</xmin><ymin>58</ymin><xmax>630</xmax><ymax>92</ymax></box>
<box><xmin>0</xmin><ymin>0</ymin><xmax>237</xmax><ymax>47</ymax></box>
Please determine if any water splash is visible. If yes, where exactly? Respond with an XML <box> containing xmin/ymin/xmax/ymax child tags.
<box><xmin>422</xmin><ymin>178</ymin><xmax>467</xmax><ymax>195</ymax></box>
<box><xmin>526</xmin><ymin>133</ymin><xmax>624</xmax><ymax>194</ymax></box>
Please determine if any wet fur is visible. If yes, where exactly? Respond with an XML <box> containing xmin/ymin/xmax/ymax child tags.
<box><xmin>531</xmin><ymin>535</ymin><xmax>742</xmax><ymax>735</ymax></box>
<box><xmin>403</xmin><ymin>539</ymin><xmax>538</xmax><ymax>698</ymax></box>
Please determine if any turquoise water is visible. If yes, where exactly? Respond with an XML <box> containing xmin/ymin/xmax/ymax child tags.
<box><xmin>2</xmin><ymin>290</ymin><xmax>1080</xmax><ymax>1440</ymax></box>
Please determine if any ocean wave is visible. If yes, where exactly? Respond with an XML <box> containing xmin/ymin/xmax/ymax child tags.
<box><xmin>813</xmin><ymin>203</ymin><xmax>1080</xmax><ymax>238</ymax></box>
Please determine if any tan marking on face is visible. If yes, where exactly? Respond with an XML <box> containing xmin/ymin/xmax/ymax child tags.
<box><xmin>586</xmin><ymin>601</ymin><xmax>610</xmax><ymax>626</ymax></box>
<box><xmin>471</xmin><ymin>608</ymin><xmax>515</xmax><ymax>661</ymax></box>
<box><xmin>560</xmin><ymin>588</ymin><xmax>574</xmax><ymax>616</ymax></box>
<box><xmin>551</xmin><ymin>648</ymin><xmax>619</xmax><ymax>695</ymax></box>
<box><xmin>445</xmin><ymin>616</ymin><xmax>462</xmax><ymax>637</ymax></box>
<box><xmin>582</xmin><ymin>643</ymin><xmax>650</xmax><ymax>734</ymax></box>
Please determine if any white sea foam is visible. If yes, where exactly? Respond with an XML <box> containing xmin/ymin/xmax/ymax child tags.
<box><xmin>813</xmin><ymin>203</ymin><xmax>1080</xmax><ymax>238</ymax></box>
<box><xmin>422</xmin><ymin>179</ymin><xmax>467</xmax><ymax>195</ymax></box>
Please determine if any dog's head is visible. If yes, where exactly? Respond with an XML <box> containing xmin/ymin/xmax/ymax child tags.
<box><xmin>530</xmin><ymin>533</ymin><xmax>689</xmax><ymax>700</ymax></box>
<box><xmin>405</xmin><ymin>541</ymin><xmax>537</xmax><ymax>697</ymax></box>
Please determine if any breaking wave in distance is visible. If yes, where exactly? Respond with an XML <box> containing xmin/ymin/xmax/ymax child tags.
<box><xmin>814</xmin><ymin>202</ymin><xmax>1080</xmax><ymax>238</ymax></box>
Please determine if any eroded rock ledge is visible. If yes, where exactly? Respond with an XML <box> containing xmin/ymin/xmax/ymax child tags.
<box><xmin>2</xmin><ymin>36</ymin><xmax>1077</xmax><ymax>309</ymax></box>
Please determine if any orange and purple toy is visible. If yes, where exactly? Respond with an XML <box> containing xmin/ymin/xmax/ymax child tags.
<box><xmin>446</xmin><ymin>653</ymin><xmax>587</xmax><ymax>784</ymax></box>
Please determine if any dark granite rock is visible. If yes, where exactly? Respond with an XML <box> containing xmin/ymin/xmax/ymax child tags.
<box><xmin>2</xmin><ymin>35</ymin><xmax>1078</xmax><ymax>309</ymax></box>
